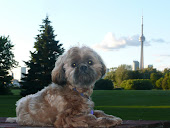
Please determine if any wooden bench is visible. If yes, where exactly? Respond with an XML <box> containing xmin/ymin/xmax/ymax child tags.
<box><xmin>1</xmin><ymin>117</ymin><xmax>170</xmax><ymax>128</ymax></box>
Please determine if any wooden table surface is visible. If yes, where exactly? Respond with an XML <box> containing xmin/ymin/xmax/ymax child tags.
<box><xmin>1</xmin><ymin>117</ymin><xmax>170</xmax><ymax>128</ymax></box>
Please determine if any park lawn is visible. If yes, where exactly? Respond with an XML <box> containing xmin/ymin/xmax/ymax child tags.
<box><xmin>0</xmin><ymin>95</ymin><xmax>21</xmax><ymax>117</ymax></box>
<box><xmin>0</xmin><ymin>90</ymin><xmax>170</xmax><ymax>120</ymax></box>
<box><xmin>92</xmin><ymin>90</ymin><xmax>170</xmax><ymax>120</ymax></box>
<box><xmin>11</xmin><ymin>89</ymin><xmax>21</xmax><ymax>96</ymax></box>
<box><xmin>0</xmin><ymin>89</ymin><xmax>21</xmax><ymax>117</ymax></box>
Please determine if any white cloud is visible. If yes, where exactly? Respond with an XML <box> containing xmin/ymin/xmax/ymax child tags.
<box><xmin>93</xmin><ymin>32</ymin><xmax>149</xmax><ymax>51</ymax></box>
<box><xmin>93</xmin><ymin>32</ymin><xmax>126</xmax><ymax>51</ymax></box>
<box><xmin>93</xmin><ymin>32</ymin><xmax>167</xmax><ymax>51</ymax></box>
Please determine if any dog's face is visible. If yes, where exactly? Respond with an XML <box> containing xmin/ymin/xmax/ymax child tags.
<box><xmin>52</xmin><ymin>46</ymin><xmax>106</xmax><ymax>88</ymax></box>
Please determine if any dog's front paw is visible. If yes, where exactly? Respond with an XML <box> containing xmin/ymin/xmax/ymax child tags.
<box><xmin>114</xmin><ymin>117</ymin><xmax>123</xmax><ymax>126</ymax></box>
<box><xmin>97</xmin><ymin>117</ymin><xmax>122</xmax><ymax>127</ymax></box>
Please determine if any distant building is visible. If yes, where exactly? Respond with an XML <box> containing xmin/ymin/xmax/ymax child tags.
<box><xmin>13</xmin><ymin>67</ymin><xmax>27</xmax><ymax>81</ymax></box>
<box><xmin>21</xmin><ymin>67</ymin><xmax>26</xmax><ymax>80</ymax></box>
<box><xmin>133</xmin><ymin>61</ymin><xmax>139</xmax><ymax>71</ymax></box>
<box><xmin>147</xmin><ymin>65</ymin><xmax>153</xmax><ymax>68</ymax></box>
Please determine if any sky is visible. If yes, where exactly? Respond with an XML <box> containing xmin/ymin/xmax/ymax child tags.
<box><xmin>1</xmin><ymin>0</ymin><xmax>170</xmax><ymax>78</ymax></box>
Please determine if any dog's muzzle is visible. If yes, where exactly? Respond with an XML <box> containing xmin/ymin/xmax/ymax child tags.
<box><xmin>79</xmin><ymin>64</ymin><xmax>88</xmax><ymax>73</ymax></box>
<box><xmin>74</xmin><ymin>64</ymin><xmax>96</xmax><ymax>86</ymax></box>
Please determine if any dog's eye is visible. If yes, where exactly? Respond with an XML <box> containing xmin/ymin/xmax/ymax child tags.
<box><xmin>71</xmin><ymin>63</ymin><xmax>77</xmax><ymax>68</ymax></box>
<box><xmin>88</xmin><ymin>60</ymin><xmax>93</xmax><ymax>65</ymax></box>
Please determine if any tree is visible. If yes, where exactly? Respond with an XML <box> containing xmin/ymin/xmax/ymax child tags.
<box><xmin>139</xmin><ymin>68</ymin><xmax>157</xmax><ymax>79</ymax></box>
<box><xmin>162</xmin><ymin>77</ymin><xmax>169</xmax><ymax>90</ymax></box>
<box><xmin>150</xmin><ymin>72</ymin><xmax>163</xmax><ymax>87</ymax></box>
<box><xmin>104</xmin><ymin>65</ymin><xmax>165</xmax><ymax>89</ymax></box>
<box><xmin>131</xmin><ymin>70</ymin><xmax>143</xmax><ymax>79</ymax></box>
<box><xmin>155</xmin><ymin>72</ymin><xmax>170</xmax><ymax>90</ymax></box>
<box><xmin>21</xmin><ymin>16</ymin><xmax>64</xmax><ymax>96</ymax></box>
<box><xmin>163</xmin><ymin>68</ymin><xmax>170</xmax><ymax>75</ymax></box>
<box><xmin>104</xmin><ymin>71</ymin><xmax>116</xmax><ymax>82</ymax></box>
<box><xmin>155</xmin><ymin>77</ymin><xmax>163</xmax><ymax>89</ymax></box>
<box><xmin>162</xmin><ymin>73</ymin><xmax>170</xmax><ymax>90</ymax></box>
<box><xmin>115</xmin><ymin>64</ymin><xmax>132</xmax><ymax>86</ymax></box>
<box><xmin>0</xmin><ymin>36</ymin><xmax>18</xmax><ymax>95</ymax></box>
<box><xmin>105</xmin><ymin>65</ymin><xmax>138</xmax><ymax>87</ymax></box>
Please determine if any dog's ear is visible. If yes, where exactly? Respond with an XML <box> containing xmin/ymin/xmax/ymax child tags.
<box><xmin>51</xmin><ymin>55</ymin><xmax>67</xmax><ymax>86</ymax></box>
<box><xmin>97</xmin><ymin>55</ymin><xmax>106</xmax><ymax>78</ymax></box>
<box><xmin>100</xmin><ymin>61</ymin><xmax>106</xmax><ymax>78</ymax></box>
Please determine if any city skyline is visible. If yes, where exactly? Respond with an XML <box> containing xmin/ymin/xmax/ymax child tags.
<box><xmin>0</xmin><ymin>0</ymin><xmax>170</xmax><ymax>71</ymax></box>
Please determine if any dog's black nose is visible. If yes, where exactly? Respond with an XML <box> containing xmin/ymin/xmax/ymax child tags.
<box><xmin>80</xmin><ymin>65</ymin><xmax>88</xmax><ymax>72</ymax></box>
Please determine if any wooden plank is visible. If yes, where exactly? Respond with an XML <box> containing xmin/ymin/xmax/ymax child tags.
<box><xmin>1</xmin><ymin>117</ymin><xmax>170</xmax><ymax>128</ymax></box>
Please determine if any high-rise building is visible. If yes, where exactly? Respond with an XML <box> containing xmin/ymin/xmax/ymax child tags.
<box><xmin>12</xmin><ymin>67</ymin><xmax>27</xmax><ymax>81</ymax></box>
<box><xmin>133</xmin><ymin>61</ymin><xmax>139</xmax><ymax>71</ymax></box>
<box><xmin>147</xmin><ymin>65</ymin><xmax>153</xmax><ymax>68</ymax></box>
<box><xmin>139</xmin><ymin>16</ymin><xmax>145</xmax><ymax>70</ymax></box>
<box><xmin>21</xmin><ymin>67</ymin><xmax>26</xmax><ymax>80</ymax></box>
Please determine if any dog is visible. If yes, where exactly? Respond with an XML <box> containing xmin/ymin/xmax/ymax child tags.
<box><xmin>6</xmin><ymin>46</ymin><xmax>122</xmax><ymax>127</ymax></box>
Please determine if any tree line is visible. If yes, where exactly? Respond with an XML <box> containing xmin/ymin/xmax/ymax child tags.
<box><xmin>104</xmin><ymin>64</ymin><xmax>170</xmax><ymax>90</ymax></box>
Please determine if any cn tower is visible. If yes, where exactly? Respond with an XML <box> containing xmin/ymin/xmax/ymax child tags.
<box><xmin>139</xmin><ymin>16</ymin><xmax>145</xmax><ymax>70</ymax></box>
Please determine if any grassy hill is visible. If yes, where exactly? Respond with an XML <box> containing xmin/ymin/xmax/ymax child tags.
<box><xmin>1</xmin><ymin>89</ymin><xmax>170</xmax><ymax>120</ymax></box>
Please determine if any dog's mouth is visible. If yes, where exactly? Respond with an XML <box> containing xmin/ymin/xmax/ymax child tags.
<box><xmin>73</xmin><ymin>66</ymin><xmax>96</xmax><ymax>86</ymax></box>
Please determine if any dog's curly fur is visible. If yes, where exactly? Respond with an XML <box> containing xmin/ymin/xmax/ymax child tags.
<box><xmin>6</xmin><ymin>46</ymin><xmax>122</xmax><ymax>127</ymax></box>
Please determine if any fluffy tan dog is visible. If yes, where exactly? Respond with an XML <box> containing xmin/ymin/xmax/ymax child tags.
<box><xmin>6</xmin><ymin>46</ymin><xmax>122</xmax><ymax>127</ymax></box>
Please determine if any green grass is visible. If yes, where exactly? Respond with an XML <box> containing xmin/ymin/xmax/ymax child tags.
<box><xmin>11</xmin><ymin>89</ymin><xmax>21</xmax><ymax>96</ymax></box>
<box><xmin>0</xmin><ymin>89</ymin><xmax>21</xmax><ymax>117</ymax></box>
<box><xmin>92</xmin><ymin>90</ymin><xmax>170</xmax><ymax>120</ymax></box>
<box><xmin>0</xmin><ymin>95</ymin><xmax>21</xmax><ymax>117</ymax></box>
<box><xmin>1</xmin><ymin>89</ymin><xmax>170</xmax><ymax>120</ymax></box>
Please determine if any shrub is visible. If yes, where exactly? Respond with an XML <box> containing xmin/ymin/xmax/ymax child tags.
<box><xmin>155</xmin><ymin>78</ymin><xmax>163</xmax><ymax>89</ymax></box>
<box><xmin>120</xmin><ymin>79</ymin><xmax>153</xmax><ymax>90</ymax></box>
<box><xmin>94</xmin><ymin>79</ymin><xmax>113</xmax><ymax>90</ymax></box>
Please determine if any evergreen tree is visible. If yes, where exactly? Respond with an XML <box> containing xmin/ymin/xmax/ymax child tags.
<box><xmin>0</xmin><ymin>36</ymin><xmax>18</xmax><ymax>95</ymax></box>
<box><xmin>21</xmin><ymin>16</ymin><xmax>64</xmax><ymax>96</ymax></box>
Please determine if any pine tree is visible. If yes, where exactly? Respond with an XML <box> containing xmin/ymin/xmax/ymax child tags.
<box><xmin>21</xmin><ymin>16</ymin><xmax>64</xmax><ymax>96</ymax></box>
<box><xmin>0</xmin><ymin>36</ymin><xmax>18</xmax><ymax>95</ymax></box>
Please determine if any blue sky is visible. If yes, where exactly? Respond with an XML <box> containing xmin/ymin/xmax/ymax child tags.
<box><xmin>1</xmin><ymin>0</ymin><xmax>170</xmax><ymax>73</ymax></box>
